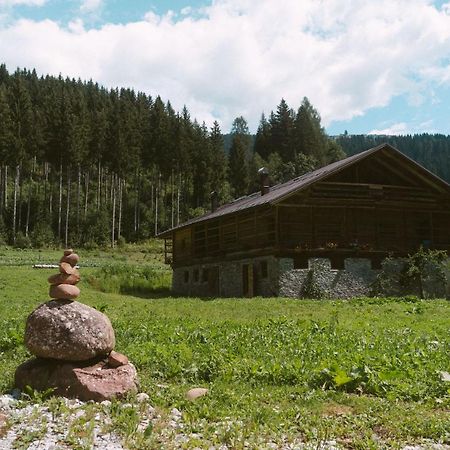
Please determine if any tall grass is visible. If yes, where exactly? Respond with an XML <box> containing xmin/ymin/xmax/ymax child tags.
<box><xmin>88</xmin><ymin>264</ymin><xmax>171</xmax><ymax>296</ymax></box>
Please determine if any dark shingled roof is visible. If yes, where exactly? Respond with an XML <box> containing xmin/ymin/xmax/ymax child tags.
<box><xmin>158</xmin><ymin>143</ymin><xmax>450</xmax><ymax>237</ymax></box>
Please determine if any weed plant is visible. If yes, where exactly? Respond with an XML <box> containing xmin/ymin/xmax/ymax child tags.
<box><xmin>1</xmin><ymin>256</ymin><xmax>449</xmax><ymax>448</ymax></box>
<box><xmin>88</xmin><ymin>264</ymin><xmax>171</xmax><ymax>296</ymax></box>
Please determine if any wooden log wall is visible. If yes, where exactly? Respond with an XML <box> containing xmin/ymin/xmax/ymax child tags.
<box><xmin>278</xmin><ymin>182</ymin><xmax>450</xmax><ymax>253</ymax></box>
<box><xmin>172</xmin><ymin>207</ymin><xmax>276</xmax><ymax>266</ymax></box>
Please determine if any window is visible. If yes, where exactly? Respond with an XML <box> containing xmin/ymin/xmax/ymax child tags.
<box><xmin>193</xmin><ymin>269</ymin><xmax>199</xmax><ymax>282</ymax></box>
<box><xmin>184</xmin><ymin>271</ymin><xmax>189</xmax><ymax>283</ymax></box>
<box><xmin>260</xmin><ymin>260</ymin><xmax>268</xmax><ymax>278</ymax></box>
<box><xmin>202</xmin><ymin>268</ymin><xmax>209</xmax><ymax>283</ymax></box>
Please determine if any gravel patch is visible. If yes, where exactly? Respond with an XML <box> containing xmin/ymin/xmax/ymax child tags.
<box><xmin>1</xmin><ymin>394</ymin><xmax>449</xmax><ymax>449</ymax></box>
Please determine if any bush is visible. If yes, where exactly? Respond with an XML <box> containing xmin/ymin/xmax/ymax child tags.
<box><xmin>30</xmin><ymin>222</ymin><xmax>55</xmax><ymax>248</ymax></box>
<box><xmin>13</xmin><ymin>232</ymin><xmax>32</xmax><ymax>249</ymax></box>
<box><xmin>373</xmin><ymin>248</ymin><xmax>448</xmax><ymax>299</ymax></box>
<box><xmin>81</xmin><ymin>208</ymin><xmax>110</xmax><ymax>248</ymax></box>
<box><xmin>88</xmin><ymin>264</ymin><xmax>171</xmax><ymax>296</ymax></box>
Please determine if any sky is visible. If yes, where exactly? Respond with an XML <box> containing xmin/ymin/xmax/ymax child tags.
<box><xmin>1</xmin><ymin>0</ymin><xmax>450</xmax><ymax>135</ymax></box>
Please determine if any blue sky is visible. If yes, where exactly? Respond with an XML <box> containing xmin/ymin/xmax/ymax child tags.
<box><xmin>1</xmin><ymin>0</ymin><xmax>450</xmax><ymax>135</ymax></box>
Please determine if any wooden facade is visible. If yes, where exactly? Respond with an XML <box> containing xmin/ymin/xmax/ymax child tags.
<box><xmin>160</xmin><ymin>144</ymin><xmax>450</xmax><ymax>270</ymax></box>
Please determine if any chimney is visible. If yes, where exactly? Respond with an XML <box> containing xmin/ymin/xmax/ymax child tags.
<box><xmin>210</xmin><ymin>191</ymin><xmax>219</xmax><ymax>212</ymax></box>
<box><xmin>258</xmin><ymin>167</ymin><xmax>270</xmax><ymax>196</ymax></box>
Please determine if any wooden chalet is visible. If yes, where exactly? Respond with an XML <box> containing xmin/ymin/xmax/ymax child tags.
<box><xmin>159</xmin><ymin>144</ymin><xmax>450</xmax><ymax>297</ymax></box>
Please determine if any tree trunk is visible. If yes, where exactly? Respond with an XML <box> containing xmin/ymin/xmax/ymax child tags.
<box><xmin>104</xmin><ymin>167</ymin><xmax>108</xmax><ymax>207</ymax></box>
<box><xmin>134</xmin><ymin>169</ymin><xmax>139</xmax><ymax>235</ymax></box>
<box><xmin>171</xmin><ymin>169</ymin><xmax>175</xmax><ymax>228</ymax></box>
<box><xmin>77</xmin><ymin>165</ymin><xmax>81</xmax><ymax>236</ymax></box>
<box><xmin>97</xmin><ymin>161</ymin><xmax>101</xmax><ymax>210</ymax></box>
<box><xmin>12</xmin><ymin>165</ymin><xmax>19</xmax><ymax>243</ymax></box>
<box><xmin>4</xmin><ymin>165</ymin><xmax>8</xmax><ymax>210</ymax></box>
<box><xmin>177</xmin><ymin>173</ymin><xmax>181</xmax><ymax>226</ymax></box>
<box><xmin>118</xmin><ymin>178</ymin><xmax>123</xmax><ymax>242</ymax></box>
<box><xmin>155</xmin><ymin>173</ymin><xmax>161</xmax><ymax>236</ymax></box>
<box><xmin>65</xmin><ymin>167</ymin><xmax>71</xmax><ymax>248</ymax></box>
<box><xmin>111</xmin><ymin>174</ymin><xmax>116</xmax><ymax>248</ymax></box>
<box><xmin>25</xmin><ymin>177</ymin><xmax>32</xmax><ymax>237</ymax></box>
<box><xmin>17</xmin><ymin>164</ymin><xmax>23</xmax><ymax>230</ymax></box>
<box><xmin>58</xmin><ymin>161</ymin><xmax>63</xmax><ymax>240</ymax></box>
<box><xmin>84</xmin><ymin>171</ymin><xmax>89</xmax><ymax>220</ymax></box>
<box><xmin>0</xmin><ymin>166</ymin><xmax>3</xmax><ymax>215</ymax></box>
<box><xmin>110</xmin><ymin>172</ymin><xmax>114</xmax><ymax>205</ymax></box>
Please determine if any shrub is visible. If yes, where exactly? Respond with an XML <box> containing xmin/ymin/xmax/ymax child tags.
<box><xmin>30</xmin><ymin>222</ymin><xmax>55</xmax><ymax>248</ymax></box>
<box><xmin>13</xmin><ymin>232</ymin><xmax>32</xmax><ymax>249</ymax></box>
<box><xmin>88</xmin><ymin>264</ymin><xmax>171</xmax><ymax>296</ymax></box>
<box><xmin>373</xmin><ymin>247</ymin><xmax>448</xmax><ymax>299</ymax></box>
<box><xmin>81</xmin><ymin>208</ymin><xmax>110</xmax><ymax>248</ymax></box>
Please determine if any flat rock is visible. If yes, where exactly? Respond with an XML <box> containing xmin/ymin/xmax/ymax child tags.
<box><xmin>49</xmin><ymin>284</ymin><xmax>80</xmax><ymax>300</ymax></box>
<box><xmin>60</xmin><ymin>253</ymin><xmax>80</xmax><ymax>266</ymax></box>
<box><xmin>59</xmin><ymin>262</ymin><xmax>75</xmax><ymax>275</ymax></box>
<box><xmin>25</xmin><ymin>300</ymin><xmax>115</xmax><ymax>361</ymax></box>
<box><xmin>48</xmin><ymin>271</ymin><xmax>80</xmax><ymax>286</ymax></box>
<box><xmin>15</xmin><ymin>357</ymin><xmax>138</xmax><ymax>402</ymax></box>
<box><xmin>186</xmin><ymin>387</ymin><xmax>209</xmax><ymax>401</ymax></box>
<box><xmin>108</xmin><ymin>351</ymin><xmax>129</xmax><ymax>368</ymax></box>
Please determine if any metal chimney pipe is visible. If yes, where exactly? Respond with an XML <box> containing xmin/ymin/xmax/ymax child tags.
<box><xmin>210</xmin><ymin>191</ymin><xmax>219</xmax><ymax>212</ymax></box>
<box><xmin>258</xmin><ymin>167</ymin><xmax>270</xmax><ymax>196</ymax></box>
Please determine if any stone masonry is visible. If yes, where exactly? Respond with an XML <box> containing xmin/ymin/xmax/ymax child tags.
<box><xmin>172</xmin><ymin>256</ymin><xmax>450</xmax><ymax>299</ymax></box>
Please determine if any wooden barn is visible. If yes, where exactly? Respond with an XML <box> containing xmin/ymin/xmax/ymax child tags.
<box><xmin>158</xmin><ymin>144</ymin><xmax>450</xmax><ymax>298</ymax></box>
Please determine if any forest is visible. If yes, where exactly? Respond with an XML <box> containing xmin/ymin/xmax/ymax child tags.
<box><xmin>1</xmin><ymin>64</ymin><xmax>450</xmax><ymax>248</ymax></box>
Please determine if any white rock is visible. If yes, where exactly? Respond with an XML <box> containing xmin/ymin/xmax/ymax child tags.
<box><xmin>136</xmin><ymin>392</ymin><xmax>149</xmax><ymax>403</ymax></box>
<box><xmin>186</xmin><ymin>387</ymin><xmax>208</xmax><ymax>401</ymax></box>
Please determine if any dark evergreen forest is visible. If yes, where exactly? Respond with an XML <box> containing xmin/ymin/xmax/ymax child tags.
<box><xmin>0</xmin><ymin>65</ymin><xmax>449</xmax><ymax>248</ymax></box>
<box><xmin>335</xmin><ymin>133</ymin><xmax>450</xmax><ymax>184</ymax></box>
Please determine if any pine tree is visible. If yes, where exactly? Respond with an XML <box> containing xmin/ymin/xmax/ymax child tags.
<box><xmin>228</xmin><ymin>117</ymin><xmax>251</xmax><ymax>197</ymax></box>
<box><xmin>294</xmin><ymin>97</ymin><xmax>327</xmax><ymax>164</ymax></box>
<box><xmin>270</xmin><ymin>99</ymin><xmax>295</xmax><ymax>161</ymax></box>
<box><xmin>209</xmin><ymin>121</ymin><xmax>229</xmax><ymax>201</ymax></box>
<box><xmin>254</xmin><ymin>113</ymin><xmax>272</xmax><ymax>159</ymax></box>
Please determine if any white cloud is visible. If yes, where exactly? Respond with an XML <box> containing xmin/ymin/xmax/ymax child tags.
<box><xmin>368</xmin><ymin>123</ymin><xmax>410</xmax><ymax>135</ymax></box>
<box><xmin>0</xmin><ymin>0</ymin><xmax>46</xmax><ymax>5</ymax></box>
<box><xmin>368</xmin><ymin>120</ymin><xmax>435</xmax><ymax>135</ymax></box>
<box><xmin>79</xmin><ymin>0</ymin><xmax>102</xmax><ymax>13</ymax></box>
<box><xmin>1</xmin><ymin>0</ymin><xmax>450</xmax><ymax>131</ymax></box>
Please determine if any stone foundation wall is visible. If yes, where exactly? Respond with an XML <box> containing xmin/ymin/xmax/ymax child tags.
<box><xmin>172</xmin><ymin>256</ymin><xmax>279</xmax><ymax>297</ymax></box>
<box><xmin>173</xmin><ymin>256</ymin><xmax>450</xmax><ymax>299</ymax></box>
<box><xmin>279</xmin><ymin>258</ymin><xmax>378</xmax><ymax>299</ymax></box>
<box><xmin>279</xmin><ymin>257</ymin><xmax>450</xmax><ymax>299</ymax></box>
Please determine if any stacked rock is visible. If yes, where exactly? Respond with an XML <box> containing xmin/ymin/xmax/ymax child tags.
<box><xmin>47</xmin><ymin>249</ymin><xmax>81</xmax><ymax>301</ymax></box>
<box><xmin>15</xmin><ymin>249</ymin><xmax>138</xmax><ymax>402</ymax></box>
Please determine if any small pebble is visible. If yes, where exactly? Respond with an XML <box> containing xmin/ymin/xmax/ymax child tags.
<box><xmin>136</xmin><ymin>392</ymin><xmax>149</xmax><ymax>403</ymax></box>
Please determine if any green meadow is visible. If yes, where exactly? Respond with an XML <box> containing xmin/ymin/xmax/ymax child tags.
<box><xmin>0</xmin><ymin>246</ymin><xmax>449</xmax><ymax>449</ymax></box>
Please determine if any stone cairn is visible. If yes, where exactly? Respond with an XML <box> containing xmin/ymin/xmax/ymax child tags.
<box><xmin>15</xmin><ymin>249</ymin><xmax>138</xmax><ymax>402</ymax></box>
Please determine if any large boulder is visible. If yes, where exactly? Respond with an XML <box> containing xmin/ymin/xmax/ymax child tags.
<box><xmin>25</xmin><ymin>300</ymin><xmax>115</xmax><ymax>361</ymax></box>
<box><xmin>15</xmin><ymin>357</ymin><xmax>138</xmax><ymax>402</ymax></box>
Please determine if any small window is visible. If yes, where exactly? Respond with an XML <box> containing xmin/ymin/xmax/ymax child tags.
<box><xmin>260</xmin><ymin>260</ymin><xmax>268</xmax><ymax>279</ymax></box>
<box><xmin>193</xmin><ymin>269</ymin><xmax>199</xmax><ymax>282</ymax></box>
<box><xmin>330</xmin><ymin>256</ymin><xmax>345</xmax><ymax>270</ymax></box>
<box><xmin>294</xmin><ymin>256</ymin><xmax>308</xmax><ymax>269</ymax></box>
<box><xmin>184</xmin><ymin>270</ymin><xmax>189</xmax><ymax>283</ymax></box>
<box><xmin>202</xmin><ymin>268</ymin><xmax>209</xmax><ymax>283</ymax></box>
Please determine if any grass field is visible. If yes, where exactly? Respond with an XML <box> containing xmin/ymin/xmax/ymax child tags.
<box><xmin>0</xmin><ymin>245</ymin><xmax>449</xmax><ymax>449</ymax></box>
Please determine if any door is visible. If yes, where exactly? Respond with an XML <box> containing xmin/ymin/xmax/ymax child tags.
<box><xmin>208</xmin><ymin>266</ymin><xmax>219</xmax><ymax>297</ymax></box>
<box><xmin>242</xmin><ymin>263</ymin><xmax>254</xmax><ymax>297</ymax></box>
